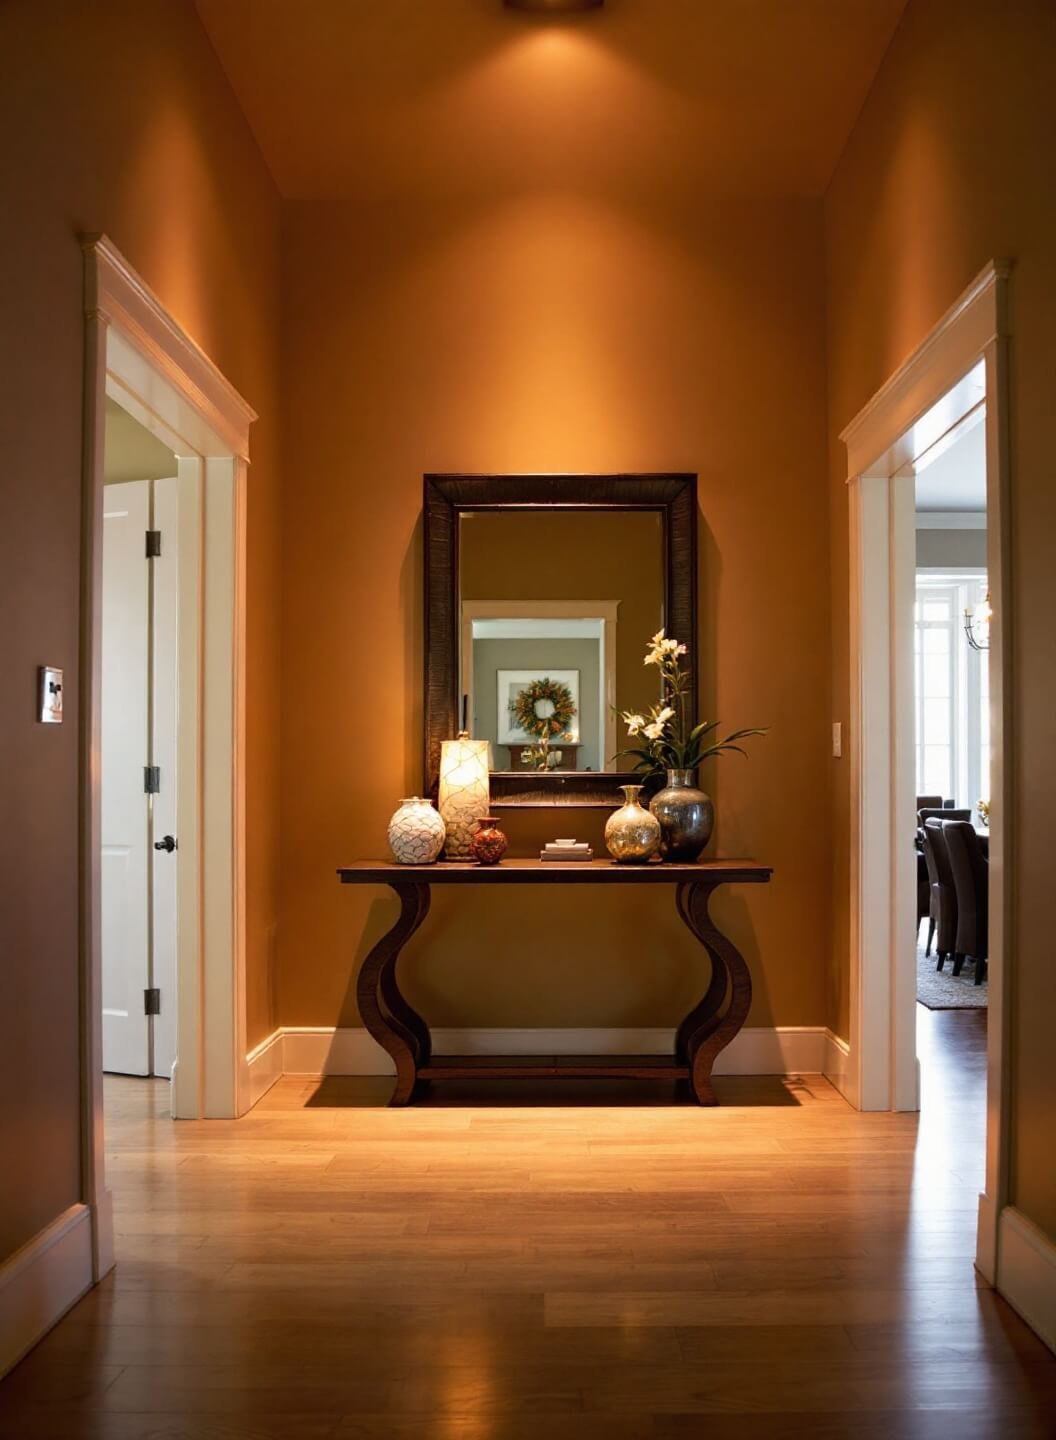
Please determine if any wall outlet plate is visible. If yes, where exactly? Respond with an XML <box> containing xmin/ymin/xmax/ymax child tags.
<box><xmin>39</xmin><ymin>666</ymin><xmax>63</xmax><ymax>724</ymax></box>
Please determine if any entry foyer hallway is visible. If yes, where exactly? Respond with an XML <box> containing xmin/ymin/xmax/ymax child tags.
<box><xmin>1</xmin><ymin>1012</ymin><xmax>1053</xmax><ymax>1437</ymax></box>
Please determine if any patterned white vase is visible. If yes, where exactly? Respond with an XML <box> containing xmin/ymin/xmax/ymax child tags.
<box><xmin>387</xmin><ymin>797</ymin><xmax>446</xmax><ymax>865</ymax></box>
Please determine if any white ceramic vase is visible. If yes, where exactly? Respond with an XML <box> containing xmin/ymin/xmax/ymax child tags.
<box><xmin>387</xmin><ymin>797</ymin><xmax>446</xmax><ymax>864</ymax></box>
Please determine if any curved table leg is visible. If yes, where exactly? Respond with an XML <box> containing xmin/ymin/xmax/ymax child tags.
<box><xmin>674</xmin><ymin>882</ymin><xmax>728</xmax><ymax>1062</ymax></box>
<box><xmin>378</xmin><ymin>886</ymin><xmax>432</xmax><ymax>1067</ymax></box>
<box><xmin>674</xmin><ymin>879</ymin><xmax>753</xmax><ymax>1105</ymax></box>
<box><xmin>356</xmin><ymin>882</ymin><xmax>433</xmax><ymax>1105</ymax></box>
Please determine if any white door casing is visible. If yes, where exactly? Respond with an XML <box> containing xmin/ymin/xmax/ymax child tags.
<box><xmin>101</xmin><ymin>480</ymin><xmax>151</xmax><ymax>1077</ymax></box>
<box><xmin>151</xmin><ymin>476</ymin><xmax>179</xmax><ymax>1079</ymax></box>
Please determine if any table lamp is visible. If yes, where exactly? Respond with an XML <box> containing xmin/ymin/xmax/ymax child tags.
<box><xmin>438</xmin><ymin>731</ymin><xmax>490</xmax><ymax>859</ymax></box>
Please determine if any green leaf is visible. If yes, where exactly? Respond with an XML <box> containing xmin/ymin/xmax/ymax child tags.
<box><xmin>610</xmin><ymin>745</ymin><xmax>657</xmax><ymax>766</ymax></box>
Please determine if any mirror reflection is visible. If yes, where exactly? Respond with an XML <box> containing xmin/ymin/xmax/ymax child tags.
<box><xmin>459</xmin><ymin>510</ymin><xmax>664</xmax><ymax>772</ymax></box>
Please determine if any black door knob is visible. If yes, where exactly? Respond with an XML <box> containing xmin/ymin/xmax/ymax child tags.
<box><xmin>154</xmin><ymin>834</ymin><xmax>177</xmax><ymax>853</ymax></box>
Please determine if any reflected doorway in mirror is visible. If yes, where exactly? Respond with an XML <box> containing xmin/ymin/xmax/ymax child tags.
<box><xmin>461</xmin><ymin>601</ymin><xmax>619</xmax><ymax>774</ymax></box>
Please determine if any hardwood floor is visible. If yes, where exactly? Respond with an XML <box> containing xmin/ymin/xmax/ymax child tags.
<box><xmin>2</xmin><ymin>1008</ymin><xmax>1054</xmax><ymax>1437</ymax></box>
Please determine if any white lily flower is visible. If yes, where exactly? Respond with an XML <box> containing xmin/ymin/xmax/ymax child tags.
<box><xmin>643</xmin><ymin>720</ymin><xmax>665</xmax><ymax>740</ymax></box>
<box><xmin>623</xmin><ymin>713</ymin><xmax>645</xmax><ymax>736</ymax></box>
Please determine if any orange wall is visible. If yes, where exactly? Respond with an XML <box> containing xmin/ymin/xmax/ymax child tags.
<box><xmin>825</xmin><ymin>0</ymin><xmax>1056</xmax><ymax>1237</ymax></box>
<box><xmin>280</xmin><ymin>190</ymin><xmax>832</xmax><ymax>1032</ymax></box>
<box><xmin>0</xmin><ymin>0</ymin><xmax>281</xmax><ymax>1259</ymax></box>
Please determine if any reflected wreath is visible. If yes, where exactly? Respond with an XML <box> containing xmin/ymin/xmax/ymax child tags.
<box><xmin>510</xmin><ymin>676</ymin><xmax>576</xmax><ymax>741</ymax></box>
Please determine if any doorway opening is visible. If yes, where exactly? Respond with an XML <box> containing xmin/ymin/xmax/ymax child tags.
<box><xmin>910</xmin><ymin>379</ymin><xmax>991</xmax><ymax>1014</ymax></box>
<box><xmin>840</xmin><ymin>260</ymin><xmax>1011</xmax><ymax>1287</ymax></box>
<box><xmin>81</xmin><ymin>235</ymin><xmax>256</xmax><ymax>1281</ymax></box>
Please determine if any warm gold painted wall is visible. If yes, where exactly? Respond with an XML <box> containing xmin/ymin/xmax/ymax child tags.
<box><xmin>280</xmin><ymin>190</ymin><xmax>831</xmax><ymax>1033</ymax></box>
<box><xmin>0</xmin><ymin>0</ymin><xmax>281</xmax><ymax>1259</ymax></box>
<box><xmin>824</xmin><ymin>0</ymin><xmax>1056</xmax><ymax>1237</ymax></box>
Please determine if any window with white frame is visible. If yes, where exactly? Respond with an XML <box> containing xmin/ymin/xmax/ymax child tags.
<box><xmin>914</xmin><ymin>571</ymin><xmax>990</xmax><ymax>809</ymax></box>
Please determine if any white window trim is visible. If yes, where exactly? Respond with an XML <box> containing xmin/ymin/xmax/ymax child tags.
<box><xmin>915</xmin><ymin>569</ymin><xmax>988</xmax><ymax>808</ymax></box>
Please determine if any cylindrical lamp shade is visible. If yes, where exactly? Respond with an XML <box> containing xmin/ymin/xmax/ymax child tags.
<box><xmin>438</xmin><ymin>736</ymin><xmax>491</xmax><ymax>858</ymax></box>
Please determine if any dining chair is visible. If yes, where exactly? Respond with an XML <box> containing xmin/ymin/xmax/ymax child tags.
<box><xmin>916</xmin><ymin>794</ymin><xmax>943</xmax><ymax>812</ymax></box>
<box><xmin>943</xmin><ymin>820</ymin><xmax>989</xmax><ymax>985</ymax></box>
<box><xmin>922</xmin><ymin>820</ymin><xmax>960</xmax><ymax>972</ymax></box>
<box><xmin>916</xmin><ymin>832</ymin><xmax>935</xmax><ymax>956</ymax></box>
<box><xmin>918</xmin><ymin>807</ymin><xmax>971</xmax><ymax>827</ymax></box>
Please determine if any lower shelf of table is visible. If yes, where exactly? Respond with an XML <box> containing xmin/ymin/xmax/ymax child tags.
<box><xmin>418</xmin><ymin>1054</ymin><xmax>690</xmax><ymax>1081</ymax></box>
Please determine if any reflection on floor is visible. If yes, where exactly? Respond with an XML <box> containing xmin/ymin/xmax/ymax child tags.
<box><xmin>1</xmin><ymin>1010</ymin><xmax>1054</xmax><ymax>1438</ymax></box>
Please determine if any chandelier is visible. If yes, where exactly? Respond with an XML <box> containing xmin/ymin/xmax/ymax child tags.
<box><xmin>964</xmin><ymin>590</ymin><xmax>992</xmax><ymax>652</ymax></box>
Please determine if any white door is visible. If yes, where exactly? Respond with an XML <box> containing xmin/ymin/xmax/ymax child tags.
<box><xmin>101</xmin><ymin>480</ymin><xmax>151</xmax><ymax>1075</ymax></box>
<box><xmin>151</xmin><ymin>477</ymin><xmax>179</xmax><ymax>1078</ymax></box>
<box><xmin>102</xmin><ymin>476</ymin><xmax>180</xmax><ymax>1077</ymax></box>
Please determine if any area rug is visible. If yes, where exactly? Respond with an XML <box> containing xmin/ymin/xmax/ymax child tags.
<box><xmin>916</xmin><ymin>933</ymin><xmax>987</xmax><ymax>1009</ymax></box>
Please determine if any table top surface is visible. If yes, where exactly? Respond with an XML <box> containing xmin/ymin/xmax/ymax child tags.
<box><xmin>337</xmin><ymin>858</ymin><xmax>772</xmax><ymax>885</ymax></box>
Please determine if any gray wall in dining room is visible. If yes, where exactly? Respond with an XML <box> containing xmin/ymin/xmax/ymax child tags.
<box><xmin>916</xmin><ymin>526</ymin><xmax>987</xmax><ymax>568</ymax></box>
<box><xmin>472</xmin><ymin>637</ymin><xmax>601</xmax><ymax>770</ymax></box>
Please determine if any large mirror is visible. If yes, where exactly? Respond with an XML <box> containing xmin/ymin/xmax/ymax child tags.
<box><xmin>424</xmin><ymin>474</ymin><xmax>697</xmax><ymax>805</ymax></box>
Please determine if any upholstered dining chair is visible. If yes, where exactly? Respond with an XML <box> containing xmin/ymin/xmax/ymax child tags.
<box><xmin>916</xmin><ymin>794</ymin><xmax>943</xmax><ymax>812</ymax></box>
<box><xmin>918</xmin><ymin>807</ymin><xmax>971</xmax><ymax>827</ymax></box>
<box><xmin>922</xmin><ymin>820</ymin><xmax>960</xmax><ymax>972</ymax></box>
<box><xmin>943</xmin><ymin>819</ymin><xmax>989</xmax><ymax>985</ymax></box>
<box><xmin>916</xmin><ymin>832</ymin><xmax>936</xmax><ymax>956</ymax></box>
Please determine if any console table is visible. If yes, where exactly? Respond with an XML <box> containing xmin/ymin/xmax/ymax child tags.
<box><xmin>336</xmin><ymin>859</ymin><xmax>772</xmax><ymax>1106</ymax></box>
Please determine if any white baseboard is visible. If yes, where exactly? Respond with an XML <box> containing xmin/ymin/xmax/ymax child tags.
<box><xmin>823</xmin><ymin>1029</ymin><xmax>853</xmax><ymax>1103</ymax></box>
<box><xmin>266</xmin><ymin>1024</ymin><xmax>839</xmax><ymax>1080</ymax></box>
<box><xmin>997</xmin><ymin>1205</ymin><xmax>1056</xmax><ymax>1354</ymax></box>
<box><xmin>90</xmin><ymin>1186</ymin><xmax>115</xmax><ymax>1282</ymax></box>
<box><xmin>0</xmin><ymin>1204</ymin><xmax>93</xmax><ymax>1379</ymax></box>
<box><xmin>244</xmin><ymin>1028</ymin><xmax>284</xmax><ymax>1108</ymax></box>
<box><xmin>976</xmin><ymin>1189</ymin><xmax>999</xmax><ymax>1284</ymax></box>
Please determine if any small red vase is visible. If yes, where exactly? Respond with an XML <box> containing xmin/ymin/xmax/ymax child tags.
<box><xmin>470</xmin><ymin>816</ymin><xmax>508</xmax><ymax>866</ymax></box>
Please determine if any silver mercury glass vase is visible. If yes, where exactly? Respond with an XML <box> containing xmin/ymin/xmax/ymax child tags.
<box><xmin>650</xmin><ymin>768</ymin><xmax>714</xmax><ymax>862</ymax></box>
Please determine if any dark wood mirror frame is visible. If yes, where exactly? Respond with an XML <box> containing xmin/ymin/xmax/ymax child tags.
<box><xmin>424</xmin><ymin>473</ymin><xmax>698</xmax><ymax>808</ymax></box>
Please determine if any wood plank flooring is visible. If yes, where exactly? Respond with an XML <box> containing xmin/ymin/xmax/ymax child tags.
<box><xmin>1</xmin><ymin>1008</ymin><xmax>1054</xmax><ymax>1438</ymax></box>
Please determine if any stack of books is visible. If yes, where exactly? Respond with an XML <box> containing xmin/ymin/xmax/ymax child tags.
<box><xmin>540</xmin><ymin>839</ymin><xmax>594</xmax><ymax>862</ymax></box>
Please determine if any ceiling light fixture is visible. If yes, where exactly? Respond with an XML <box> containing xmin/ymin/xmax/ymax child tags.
<box><xmin>505</xmin><ymin>0</ymin><xmax>603</xmax><ymax>13</ymax></box>
<box><xmin>964</xmin><ymin>590</ymin><xmax>992</xmax><ymax>652</ymax></box>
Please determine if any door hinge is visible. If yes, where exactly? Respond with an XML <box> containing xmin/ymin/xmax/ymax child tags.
<box><xmin>144</xmin><ymin>987</ymin><xmax>161</xmax><ymax>1016</ymax></box>
<box><xmin>145</xmin><ymin>530</ymin><xmax>162</xmax><ymax>558</ymax></box>
<box><xmin>143</xmin><ymin>765</ymin><xmax>160</xmax><ymax>794</ymax></box>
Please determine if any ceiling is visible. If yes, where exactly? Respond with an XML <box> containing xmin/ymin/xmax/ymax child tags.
<box><xmin>915</xmin><ymin>411</ymin><xmax>987</xmax><ymax>515</ymax></box>
<box><xmin>104</xmin><ymin>398</ymin><xmax>177</xmax><ymax>486</ymax></box>
<box><xmin>194</xmin><ymin>0</ymin><xmax>906</xmax><ymax>200</ymax></box>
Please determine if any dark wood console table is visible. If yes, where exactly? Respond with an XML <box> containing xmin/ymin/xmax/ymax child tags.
<box><xmin>336</xmin><ymin>859</ymin><xmax>772</xmax><ymax>1106</ymax></box>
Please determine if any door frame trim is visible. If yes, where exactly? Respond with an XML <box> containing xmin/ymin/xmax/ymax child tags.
<box><xmin>839</xmin><ymin>259</ymin><xmax>1012</xmax><ymax>1284</ymax></box>
<box><xmin>81</xmin><ymin>235</ymin><xmax>256</xmax><ymax>1279</ymax></box>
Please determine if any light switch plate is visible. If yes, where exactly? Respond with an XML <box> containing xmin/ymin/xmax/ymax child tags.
<box><xmin>832</xmin><ymin>721</ymin><xmax>842</xmax><ymax>758</ymax></box>
<box><xmin>39</xmin><ymin>666</ymin><xmax>63</xmax><ymax>724</ymax></box>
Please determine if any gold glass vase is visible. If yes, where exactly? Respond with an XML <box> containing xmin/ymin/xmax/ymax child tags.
<box><xmin>604</xmin><ymin>784</ymin><xmax>661</xmax><ymax>864</ymax></box>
